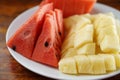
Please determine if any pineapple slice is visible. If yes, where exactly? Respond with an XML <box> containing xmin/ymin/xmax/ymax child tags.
<box><xmin>64</xmin><ymin>15</ymin><xmax>91</xmax><ymax>31</ymax></box>
<box><xmin>116</xmin><ymin>19</ymin><xmax>120</xmax><ymax>38</ymax></box>
<box><xmin>74</xmin><ymin>24</ymin><xmax>94</xmax><ymax>48</ymax></box>
<box><xmin>93</xmin><ymin>13</ymin><xmax>120</xmax><ymax>51</ymax></box>
<box><xmin>62</xmin><ymin>33</ymin><xmax>75</xmax><ymax>53</ymax></box>
<box><xmin>100</xmin><ymin>35</ymin><xmax>119</xmax><ymax>53</ymax></box>
<box><xmin>81</xmin><ymin>14</ymin><xmax>91</xmax><ymax>20</ymax></box>
<box><xmin>112</xmin><ymin>54</ymin><xmax>120</xmax><ymax>68</ymax></box>
<box><xmin>98</xmin><ymin>54</ymin><xmax>116</xmax><ymax>71</ymax></box>
<box><xmin>77</xmin><ymin>43</ymin><xmax>95</xmax><ymax>55</ymax></box>
<box><xmin>93</xmin><ymin>13</ymin><xmax>115</xmax><ymax>30</ymax></box>
<box><xmin>64</xmin><ymin>16</ymin><xmax>91</xmax><ymax>37</ymax></box>
<box><xmin>92</xmin><ymin>14</ymin><xmax>105</xmax><ymax>29</ymax></box>
<box><xmin>74</xmin><ymin>55</ymin><xmax>93</xmax><ymax>74</ymax></box>
<box><xmin>116</xmin><ymin>19</ymin><xmax>120</xmax><ymax>51</ymax></box>
<box><xmin>88</xmin><ymin>55</ymin><xmax>106</xmax><ymax>74</ymax></box>
<box><xmin>61</xmin><ymin>48</ymin><xmax>77</xmax><ymax>58</ymax></box>
<box><xmin>96</xmin><ymin>25</ymin><xmax>116</xmax><ymax>36</ymax></box>
<box><xmin>74</xmin><ymin>17</ymin><xmax>91</xmax><ymax>32</ymax></box>
<box><xmin>66</xmin><ymin>27</ymin><xmax>76</xmax><ymax>38</ymax></box>
<box><xmin>58</xmin><ymin>57</ymin><xmax>77</xmax><ymax>74</ymax></box>
<box><xmin>96</xmin><ymin>25</ymin><xmax>116</xmax><ymax>44</ymax></box>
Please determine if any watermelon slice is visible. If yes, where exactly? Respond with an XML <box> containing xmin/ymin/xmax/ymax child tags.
<box><xmin>32</xmin><ymin>13</ymin><xmax>61</xmax><ymax>67</ymax></box>
<box><xmin>39</xmin><ymin>0</ymin><xmax>97</xmax><ymax>18</ymax></box>
<box><xmin>7</xmin><ymin>3</ymin><xmax>53</xmax><ymax>58</ymax></box>
<box><xmin>54</xmin><ymin>9</ymin><xmax>64</xmax><ymax>40</ymax></box>
<box><xmin>48</xmin><ymin>10</ymin><xmax>62</xmax><ymax>49</ymax></box>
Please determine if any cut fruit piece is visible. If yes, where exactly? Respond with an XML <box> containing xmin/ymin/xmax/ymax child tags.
<box><xmin>92</xmin><ymin>13</ymin><xmax>119</xmax><ymax>48</ymax></box>
<box><xmin>93</xmin><ymin>13</ymin><xmax>116</xmax><ymax>30</ymax></box>
<box><xmin>96</xmin><ymin>26</ymin><xmax>117</xmax><ymax>45</ymax></box>
<box><xmin>116</xmin><ymin>19</ymin><xmax>120</xmax><ymax>37</ymax></box>
<box><xmin>116</xmin><ymin>19</ymin><xmax>120</xmax><ymax>51</ymax></box>
<box><xmin>59</xmin><ymin>57</ymin><xmax>77</xmax><ymax>74</ymax></box>
<box><xmin>74</xmin><ymin>24</ymin><xmax>94</xmax><ymax>48</ymax></box>
<box><xmin>100</xmin><ymin>35</ymin><xmax>119</xmax><ymax>53</ymax></box>
<box><xmin>61</xmin><ymin>33</ymin><xmax>75</xmax><ymax>53</ymax></box>
<box><xmin>7</xmin><ymin>3</ymin><xmax>53</xmax><ymax>58</ymax></box>
<box><xmin>112</xmin><ymin>54</ymin><xmax>120</xmax><ymax>68</ymax></box>
<box><xmin>63</xmin><ymin>15</ymin><xmax>91</xmax><ymax>32</ymax></box>
<box><xmin>74</xmin><ymin>17</ymin><xmax>92</xmax><ymax>32</ymax></box>
<box><xmin>98</xmin><ymin>54</ymin><xmax>116</xmax><ymax>71</ymax></box>
<box><xmin>63</xmin><ymin>15</ymin><xmax>91</xmax><ymax>40</ymax></box>
<box><xmin>48</xmin><ymin>10</ymin><xmax>62</xmax><ymax>49</ymax></box>
<box><xmin>32</xmin><ymin>13</ymin><xmax>60</xmax><ymax>67</ymax></box>
<box><xmin>54</xmin><ymin>9</ymin><xmax>64</xmax><ymax>40</ymax></box>
<box><xmin>61</xmin><ymin>48</ymin><xmax>77</xmax><ymax>58</ymax></box>
<box><xmin>74</xmin><ymin>55</ymin><xmax>93</xmax><ymax>74</ymax></box>
<box><xmin>88</xmin><ymin>55</ymin><xmax>106</xmax><ymax>74</ymax></box>
<box><xmin>77</xmin><ymin>43</ymin><xmax>95</xmax><ymax>55</ymax></box>
<box><xmin>96</xmin><ymin>25</ymin><xmax>116</xmax><ymax>36</ymax></box>
<box><xmin>39</xmin><ymin>0</ymin><xmax>97</xmax><ymax>18</ymax></box>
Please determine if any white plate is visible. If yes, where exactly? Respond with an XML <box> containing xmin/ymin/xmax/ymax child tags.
<box><xmin>6</xmin><ymin>3</ymin><xmax>120</xmax><ymax>80</ymax></box>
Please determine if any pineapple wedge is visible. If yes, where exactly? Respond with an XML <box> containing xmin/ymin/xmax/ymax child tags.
<box><xmin>96</xmin><ymin>26</ymin><xmax>117</xmax><ymax>45</ymax></box>
<box><xmin>61</xmin><ymin>48</ymin><xmax>77</xmax><ymax>58</ymax></box>
<box><xmin>116</xmin><ymin>19</ymin><xmax>120</xmax><ymax>51</ymax></box>
<box><xmin>77</xmin><ymin>43</ymin><xmax>95</xmax><ymax>55</ymax></box>
<box><xmin>93</xmin><ymin>13</ymin><xmax>115</xmax><ymax>30</ymax></box>
<box><xmin>62</xmin><ymin>33</ymin><xmax>75</xmax><ymax>53</ymax></box>
<box><xmin>81</xmin><ymin>14</ymin><xmax>91</xmax><ymax>20</ymax></box>
<box><xmin>74</xmin><ymin>55</ymin><xmax>93</xmax><ymax>74</ymax></box>
<box><xmin>116</xmin><ymin>19</ymin><xmax>120</xmax><ymax>37</ymax></box>
<box><xmin>98</xmin><ymin>54</ymin><xmax>116</xmax><ymax>71</ymax></box>
<box><xmin>58</xmin><ymin>57</ymin><xmax>77</xmax><ymax>74</ymax></box>
<box><xmin>88</xmin><ymin>55</ymin><xmax>106</xmax><ymax>74</ymax></box>
<box><xmin>92</xmin><ymin>13</ymin><xmax>119</xmax><ymax>49</ymax></box>
<box><xmin>100</xmin><ymin>35</ymin><xmax>119</xmax><ymax>53</ymax></box>
<box><xmin>112</xmin><ymin>54</ymin><xmax>120</xmax><ymax>68</ymax></box>
<box><xmin>74</xmin><ymin>24</ymin><xmax>94</xmax><ymax>48</ymax></box>
<box><xmin>92</xmin><ymin>14</ymin><xmax>104</xmax><ymax>29</ymax></box>
<box><xmin>64</xmin><ymin>15</ymin><xmax>91</xmax><ymax>31</ymax></box>
<box><xmin>74</xmin><ymin>17</ymin><xmax>91</xmax><ymax>32</ymax></box>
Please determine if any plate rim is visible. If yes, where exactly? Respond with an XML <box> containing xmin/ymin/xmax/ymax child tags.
<box><xmin>6</xmin><ymin>3</ymin><xmax>120</xmax><ymax>80</ymax></box>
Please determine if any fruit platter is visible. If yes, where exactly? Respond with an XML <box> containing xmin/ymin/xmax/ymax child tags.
<box><xmin>6</xmin><ymin>0</ymin><xmax>120</xmax><ymax>79</ymax></box>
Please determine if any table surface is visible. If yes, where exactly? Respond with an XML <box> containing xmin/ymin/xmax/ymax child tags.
<box><xmin>0</xmin><ymin>0</ymin><xmax>120</xmax><ymax>80</ymax></box>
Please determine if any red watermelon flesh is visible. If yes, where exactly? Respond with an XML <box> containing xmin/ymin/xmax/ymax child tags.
<box><xmin>7</xmin><ymin>3</ymin><xmax>53</xmax><ymax>58</ymax></box>
<box><xmin>54</xmin><ymin>9</ymin><xmax>64</xmax><ymax>40</ymax></box>
<box><xmin>39</xmin><ymin>0</ymin><xmax>97</xmax><ymax>18</ymax></box>
<box><xmin>48</xmin><ymin>10</ymin><xmax>62</xmax><ymax>49</ymax></box>
<box><xmin>32</xmin><ymin>13</ymin><xmax>60</xmax><ymax>67</ymax></box>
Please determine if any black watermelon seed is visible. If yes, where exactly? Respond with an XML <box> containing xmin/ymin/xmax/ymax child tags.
<box><xmin>59</xmin><ymin>32</ymin><xmax>61</xmax><ymax>36</ymax></box>
<box><xmin>56</xmin><ymin>53</ymin><xmax>60</xmax><ymax>60</ymax></box>
<box><xmin>12</xmin><ymin>45</ymin><xmax>16</xmax><ymax>51</ymax></box>
<box><xmin>44</xmin><ymin>41</ymin><xmax>49</xmax><ymax>47</ymax></box>
<box><xmin>24</xmin><ymin>30</ymin><xmax>30</xmax><ymax>36</ymax></box>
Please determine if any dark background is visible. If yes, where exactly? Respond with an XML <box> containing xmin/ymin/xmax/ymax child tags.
<box><xmin>0</xmin><ymin>0</ymin><xmax>120</xmax><ymax>80</ymax></box>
